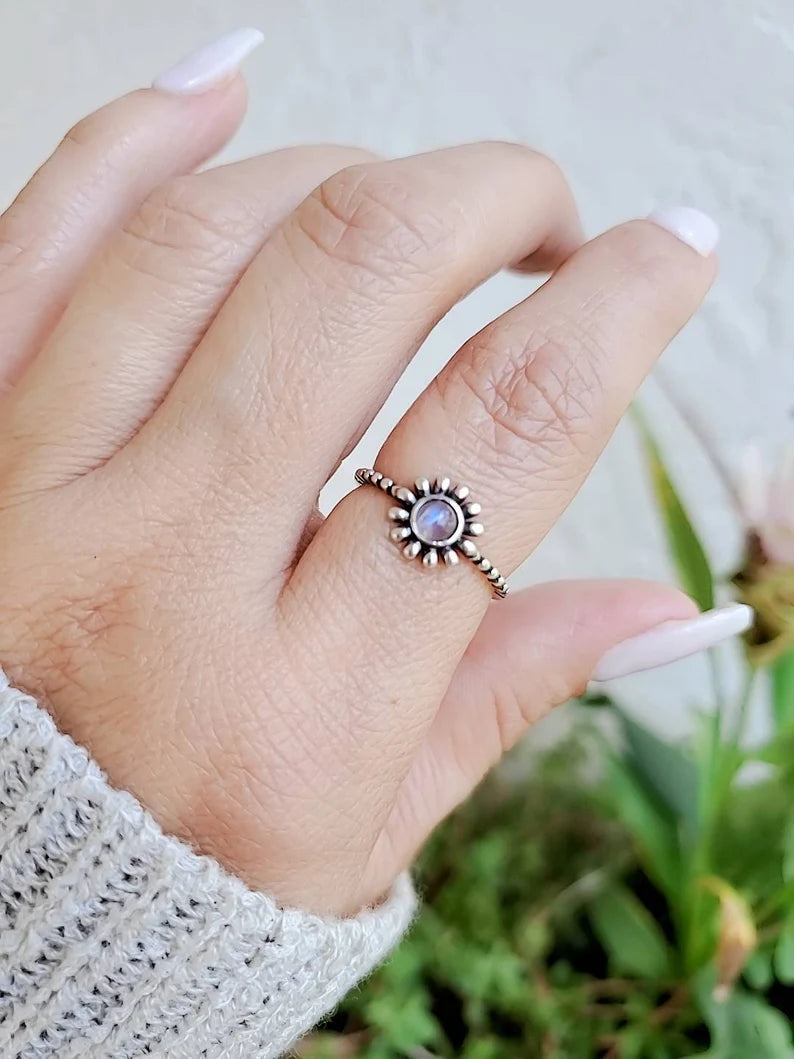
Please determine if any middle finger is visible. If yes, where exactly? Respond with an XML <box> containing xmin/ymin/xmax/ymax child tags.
<box><xmin>142</xmin><ymin>141</ymin><xmax>583</xmax><ymax>552</ymax></box>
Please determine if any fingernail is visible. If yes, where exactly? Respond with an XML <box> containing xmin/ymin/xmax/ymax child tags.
<box><xmin>592</xmin><ymin>603</ymin><xmax>753</xmax><ymax>682</ymax></box>
<box><xmin>153</xmin><ymin>27</ymin><xmax>264</xmax><ymax>94</ymax></box>
<box><xmin>647</xmin><ymin>205</ymin><xmax>720</xmax><ymax>257</ymax></box>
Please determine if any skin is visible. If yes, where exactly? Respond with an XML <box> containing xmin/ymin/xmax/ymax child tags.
<box><xmin>0</xmin><ymin>77</ymin><xmax>711</xmax><ymax>916</ymax></box>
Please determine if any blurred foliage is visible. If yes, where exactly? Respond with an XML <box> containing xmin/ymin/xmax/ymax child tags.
<box><xmin>299</xmin><ymin>425</ymin><xmax>794</xmax><ymax>1058</ymax></box>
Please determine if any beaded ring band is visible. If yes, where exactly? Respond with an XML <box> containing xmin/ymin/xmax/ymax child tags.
<box><xmin>354</xmin><ymin>468</ymin><xmax>508</xmax><ymax>599</ymax></box>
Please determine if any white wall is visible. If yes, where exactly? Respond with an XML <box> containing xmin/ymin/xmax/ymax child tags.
<box><xmin>1</xmin><ymin>0</ymin><xmax>791</xmax><ymax>728</ymax></box>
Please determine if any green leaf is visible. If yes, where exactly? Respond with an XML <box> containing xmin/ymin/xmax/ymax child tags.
<box><xmin>691</xmin><ymin>709</ymin><xmax>744</xmax><ymax>839</ymax></box>
<box><xmin>694</xmin><ymin>974</ymin><xmax>794</xmax><ymax>1058</ymax></box>
<box><xmin>633</xmin><ymin>410</ymin><xmax>715</xmax><ymax>611</ymax></box>
<box><xmin>744</xmin><ymin>949</ymin><xmax>774</xmax><ymax>991</ymax></box>
<box><xmin>775</xmin><ymin>919</ymin><xmax>794</xmax><ymax>984</ymax></box>
<box><xmin>576</xmin><ymin>688</ymin><xmax>614</xmax><ymax>708</ymax></box>
<box><xmin>364</xmin><ymin>990</ymin><xmax>440</xmax><ymax>1051</ymax></box>
<box><xmin>617</xmin><ymin>708</ymin><xmax>699</xmax><ymax>826</ymax></box>
<box><xmin>754</xmin><ymin>731</ymin><xmax>794</xmax><ymax>767</ymax></box>
<box><xmin>589</xmin><ymin>884</ymin><xmax>673</xmax><ymax>978</ymax></box>
<box><xmin>771</xmin><ymin>650</ymin><xmax>794</xmax><ymax>732</ymax></box>
<box><xmin>603</xmin><ymin>754</ymin><xmax>682</xmax><ymax>898</ymax></box>
<box><xmin>783</xmin><ymin>817</ymin><xmax>794</xmax><ymax>882</ymax></box>
<box><xmin>461</xmin><ymin>1039</ymin><xmax>503</xmax><ymax>1059</ymax></box>
<box><xmin>616</xmin><ymin>1028</ymin><xmax>652</xmax><ymax>1059</ymax></box>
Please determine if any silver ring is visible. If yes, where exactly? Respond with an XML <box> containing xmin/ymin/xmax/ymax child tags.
<box><xmin>355</xmin><ymin>468</ymin><xmax>508</xmax><ymax>599</ymax></box>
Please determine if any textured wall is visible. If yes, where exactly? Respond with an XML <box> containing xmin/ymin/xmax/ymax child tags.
<box><xmin>1</xmin><ymin>1</ymin><xmax>791</xmax><ymax>726</ymax></box>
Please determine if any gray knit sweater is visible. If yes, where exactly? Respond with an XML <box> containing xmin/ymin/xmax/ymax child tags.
<box><xmin>0</xmin><ymin>672</ymin><xmax>415</xmax><ymax>1057</ymax></box>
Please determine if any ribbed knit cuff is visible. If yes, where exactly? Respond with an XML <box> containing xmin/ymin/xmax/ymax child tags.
<box><xmin>0</xmin><ymin>673</ymin><xmax>415</xmax><ymax>1058</ymax></box>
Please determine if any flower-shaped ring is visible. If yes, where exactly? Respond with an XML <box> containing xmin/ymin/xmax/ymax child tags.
<box><xmin>354</xmin><ymin>468</ymin><xmax>508</xmax><ymax>598</ymax></box>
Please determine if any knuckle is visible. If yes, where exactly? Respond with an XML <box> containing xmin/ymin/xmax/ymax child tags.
<box><xmin>61</xmin><ymin>104</ymin><xmax>132</xmax><ymax>163</ymax></box>
<box><xmin>153</xmin><ymin>175</ymin><xmax>261</xmax><ymax>246</ymax></box>
<box><xmin>118</xmin><ymin>176</ymin><xmax>257</xmax><ymax>281</ymax></box>
<box><xmin>444</xmin><ymin>328</ymin><xmax>604</xmax><ymax>468</ymax></box>
<box><xmin>132</xmin><ymin>176</ymin><xmax>234</xmax><ymax>248</ymax></box>
<box><xmin>0</xmin><ymin>104</ymin><xmax>140</xmax><ymax>290</ymax></box>
<box><xmin>491</xmin><ymin>668</ymin><xmax>573</xmax><ymax>754</ymax></box>
<box><xmin>527</xmin><ymin>147</ymin><xmax>567</xmax><ymax>190</ymax></box>
<box><xmin>281</xmin><ymin>143</ymin><xmax>381</xmax><ymax>169</ymax></box>
<box><xmin>484</xmin><ymin>139</ymin><xmax>563</xmax><ymax>180</ymax></box>
<box><xmin>61</xmin><ymin>112</ymin><xmax>106</xmax><ymax>153</ymax></box>
<box><xmin>59</xmin><ymin>93</ymin><xmax>153</xmax><ymax>158</ymax></box>
<box><xmin>293</xmin><ymin>163</ymin><xmax>462</xmax><ymax>281</ymax></box>
<box><xmin>0</xmin><ymin>233</ymin><xmax>39</xmax><ymax>298</ymax></box>
<box><xmin>471</xmin><ymin>140</ymin><xmax>570</xmax><ymax>207</ymax></box>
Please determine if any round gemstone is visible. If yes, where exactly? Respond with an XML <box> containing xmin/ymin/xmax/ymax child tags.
<box><xmin>411</xmin><ymin>496</ymin><xmax>462</xmax><ymax>546</ymax></box>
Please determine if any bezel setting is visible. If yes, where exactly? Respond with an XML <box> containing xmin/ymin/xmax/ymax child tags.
<box><xmin>409</xmin><ymin>494</ymin><xmax>465</xmax><ymax>549</ymax></box>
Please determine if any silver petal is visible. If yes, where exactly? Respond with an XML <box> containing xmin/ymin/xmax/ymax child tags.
<box><xmin>414</xmin><ymin>477</ymin><xmax>431</xmax><ymax>496</ymax></box>
<box><xmin>422</xmin><ymin>549</ymin><xmax>439</xmax><ymax>568</ymax></box>
<box><xmin>390</xmin><ymin>526</ymin><xmax>412</xmax><ymax>542</ymax></box>
<box><xmin>463</xmin><ymin>501</ymin><xmax>481</xmax><ymax>517</ymax></box>
<box><xmin>453</xmin><ymin>484</ymin><xmax>470</xmax><ymax>501</ymax></box>
<box><xmin>466</xmin><ymin>522</ymin><xmax>484</xmax><ymax>537</ymax></box>
<box><xmin>403</xmin><ymin>540</ymin><xmax>422</xmax><ymax>560</ymax></box>
<box><xmin>394</xmin><ymin>486</ymin><xmax>417</xmax><ymax>505</ymax></box>
<box><xmin>459</xmin><ymin>539</ymin><xmax>478</xmax><ymax>558</ymax></box>
<box><xmin>389</xmin><ymin>506</ymin><xmax>410</xmax><ymax>521</ymax></box>
<box><xmin>443</xmin><ymin>548</ymin><xmax>459</xmax><ymax>566</ymax></box>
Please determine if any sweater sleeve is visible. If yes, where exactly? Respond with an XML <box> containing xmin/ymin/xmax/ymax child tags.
<box><xmin>0</xmin><ymin>672</ymin><xmax>415</xmax><ymax>1058</ymax></box>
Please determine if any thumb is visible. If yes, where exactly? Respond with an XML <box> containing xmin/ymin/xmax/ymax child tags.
<box><xmin>373</xmin><ymin>581</ymin><xmax>750</xmax><ymax>887</ymax></box>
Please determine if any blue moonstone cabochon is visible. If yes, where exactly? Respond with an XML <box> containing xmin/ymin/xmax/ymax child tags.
<box><xmin>412</xmin><ymin>497</ymin><xmax>462</xmax><ymax>545</ymax></box>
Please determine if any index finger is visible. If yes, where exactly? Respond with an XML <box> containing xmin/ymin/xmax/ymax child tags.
<box><xmin>0</xmin><ymin>31</ymin><xmax>260</xmax><ymax>387</ymax></box>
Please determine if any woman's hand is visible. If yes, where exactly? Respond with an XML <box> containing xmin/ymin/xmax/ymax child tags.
<box><xmin>0</xmin><ymin>32</ymin><xmax>730</xmax><ymax>916</ymax></box>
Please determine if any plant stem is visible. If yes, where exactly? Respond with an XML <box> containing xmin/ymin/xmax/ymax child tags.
<box><xmin>731</xmin><ymin>666</ymin><xmax>758</xmax><ymax>744</ymax></box>
<box><xmin>654</xmin><ymin>369</ymin><xmax>744</xmax><ymax>514</ymax></box>
<box><xmin>649</xmin><ymin>984</ymin><xmax>691</xmax><ymax>1027</ymax></box>
<box><xmin>546</xmin><ymin>855</ymin><xmax>633</xmax><ymax>916</ymax></box>
<box><xmin>757</xmin><ymin>880</ymin><xmax>794</xmax><ymax>925</ymax></box>
<box><xmin>708</xmin><ymin>648</ymin><xmax>727</xmax><ymax>713</ymax></box>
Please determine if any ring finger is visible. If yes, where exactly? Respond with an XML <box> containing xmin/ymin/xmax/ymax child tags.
<box><xmin>282</xmin><ymin>207</ymin><xmax>718</xmax><ymax>850</ymax></box>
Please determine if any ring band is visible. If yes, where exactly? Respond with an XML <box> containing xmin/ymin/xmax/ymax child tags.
<box><xmin>355</xmin><ymin>468</ymin><xmax>508</xmax><ymax>599</ymax></box>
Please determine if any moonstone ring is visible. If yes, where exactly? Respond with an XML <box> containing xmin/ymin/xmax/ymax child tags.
<box><xmin>354</xmin><ymin>468</ymin><xmax>508</xmax><ymax>598</ymax></box>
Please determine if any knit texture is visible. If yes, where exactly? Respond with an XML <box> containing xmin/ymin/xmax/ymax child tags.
<box><xmin>0</xmin><ymin>672</ymin><xmax>415</xmax><ymax>1058</ymax></box>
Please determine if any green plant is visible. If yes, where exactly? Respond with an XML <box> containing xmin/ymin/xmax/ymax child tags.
<box><xmin>300</xmin><ymin>427</ymin><xmax>794</xmax><ymax>1058</ymax></box>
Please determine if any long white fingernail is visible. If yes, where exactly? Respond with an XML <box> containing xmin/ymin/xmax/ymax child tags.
<box><xmin>592</xmin><ymin>603</ymin><xmax>753</xmax><ymax>682</ymax></box>
<box><xmin>153</xmin><ymin>28</ymin><xmax>264</xmax><ymax>94</ymax></box>
<box><xmin>647</xmin><ymin>205</ymin><xmax>720</xmax><ymax>257</ymax></box>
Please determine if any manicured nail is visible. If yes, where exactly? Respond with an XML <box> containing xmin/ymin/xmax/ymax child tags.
<box><xmin>592</xmin><ymin>603</ymin><xmax>753</xmax><ymax>682</ymax></box>
<box><xmin>153</xmin><ymin>28</ymin><xmax>264</xmax><ymax>94</ymax></box>
<box><xmin>647</xmin><ymin>205</ymin><xmax>720</xmax><ymax>257</ymax></box>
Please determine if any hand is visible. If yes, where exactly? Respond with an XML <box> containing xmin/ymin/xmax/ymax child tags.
<box><xmin>0</xmin><ymin>42</ymin><xmax>719</xmax><ymax>915</ymax></box>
